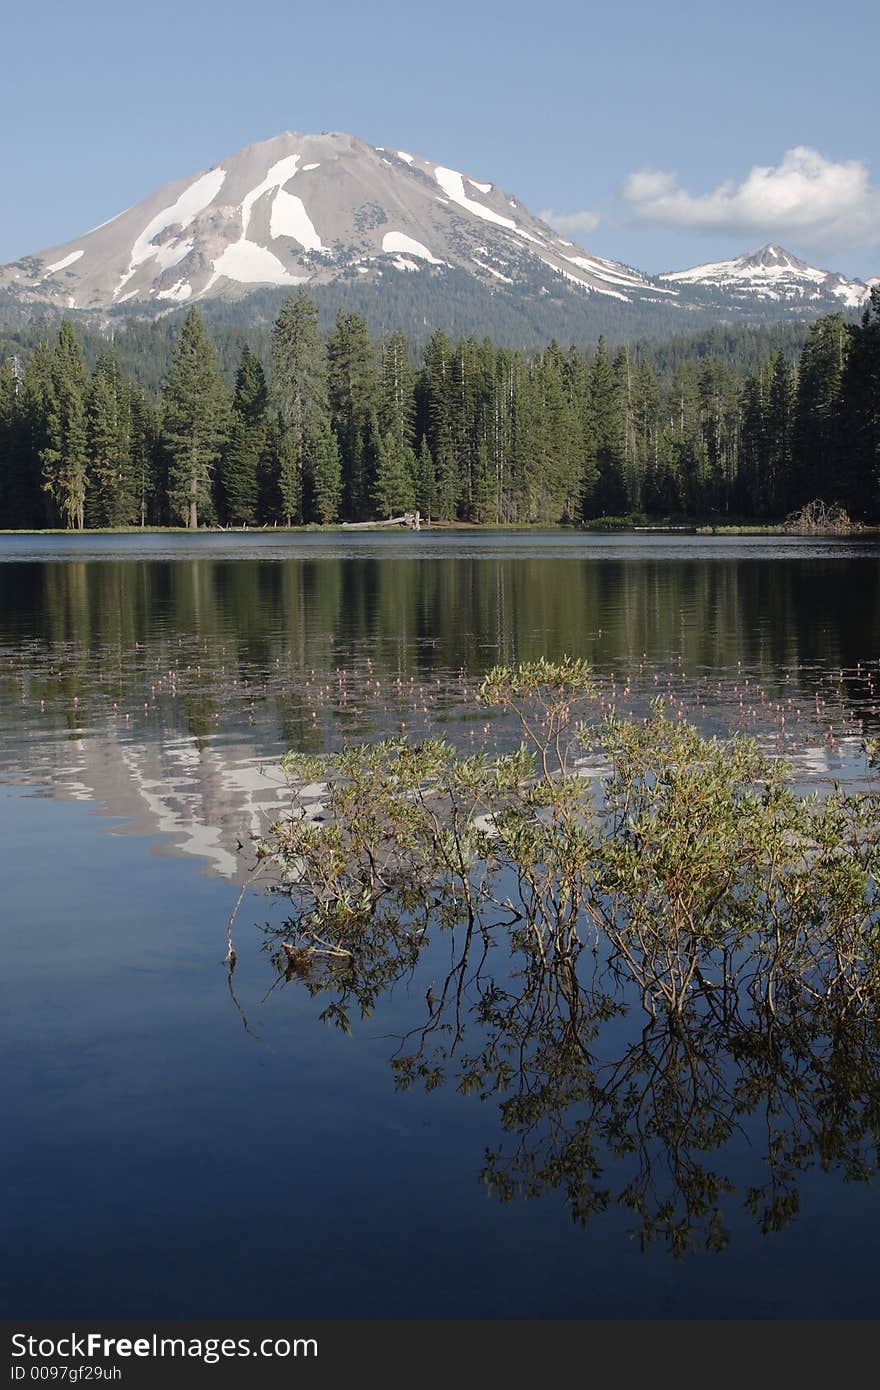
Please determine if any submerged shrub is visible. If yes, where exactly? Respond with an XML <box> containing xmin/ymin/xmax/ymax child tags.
<box><xmin>261</xmin><ymin>661</ymin><xmax>880</xmax><ymax>1023</ymax></box>
<box><xmin>250</xmin><ymin>661</ymin><xmax>880</xmax><ymax>1255</ymax></box>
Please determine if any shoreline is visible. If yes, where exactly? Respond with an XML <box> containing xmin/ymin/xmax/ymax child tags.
<box><xmin>1</xmin><ymin>520</ymin><xmax>877</xmax><ymax>538</ymax></box>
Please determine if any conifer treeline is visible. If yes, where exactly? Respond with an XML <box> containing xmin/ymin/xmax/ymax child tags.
<box><xmin>1</xmin><ymin>290</ymin><xmax>877</xmax><ymax>529</ymax></box>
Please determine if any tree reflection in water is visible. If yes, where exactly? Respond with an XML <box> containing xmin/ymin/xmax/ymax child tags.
<box><xmin>264</xmin><ymin>917</ymin><xmax>880</xmax><ymax>1256</ymax></box>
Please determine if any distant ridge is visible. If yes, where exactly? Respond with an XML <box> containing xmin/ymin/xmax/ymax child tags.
<box><xmin>659</xmin><ymin>244</ymin><xmax>869</xmax><ymax>310</ymax></box>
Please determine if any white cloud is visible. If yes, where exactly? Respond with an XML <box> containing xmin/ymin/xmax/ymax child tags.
<box><xmin>620</xmin><ymin>147</ymin><xmax>880</xmax><ymax>249</ymax></box>
<box><xmin>539</xmin><ymin>208</ymin><xmax>601</xmax><ymax>236</ymax></box>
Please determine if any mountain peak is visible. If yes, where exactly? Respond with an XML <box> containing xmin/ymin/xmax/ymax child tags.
<box><xmin>743</xmin><ymin>244</ymin><xmax>804</xmax><ymax>268</ymax></box>
<box><xmin>0</xmin><ymin>130</ymin><xmax>659</xmax><ymax>315</ymax></box>
<box><xmin>660</xmin><ymin>244</ymin><xmax>869</xmax><ymax>310</ymax></box>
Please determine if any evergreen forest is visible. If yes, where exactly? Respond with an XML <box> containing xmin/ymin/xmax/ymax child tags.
<box><xmin>0</xmin><ymin>290</ymin><xmax>878</xmax><ymax>530</ymax></box>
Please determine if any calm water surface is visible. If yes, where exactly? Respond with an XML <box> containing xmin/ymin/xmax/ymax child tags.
<box><xmin>2</xmin><ymin>531</ymin><xmax>880</xmax><ymax>1317</ymax></box>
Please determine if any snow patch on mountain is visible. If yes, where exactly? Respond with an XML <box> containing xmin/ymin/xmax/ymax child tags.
<box><xmin>203</xmin><ymin>152</ymin><xmax>327</xmax><ymax>287</ymax></box>
<box><xmin>157</xmin><ymin>239</ymin><xmax>194</xmax><ymax>273</ymax></box>
<box><xmin>206</xmin><ymin>239</ymin><xmax>306</xmax><ymax>290</ymax></box>
<box><xmin>565</xmin><ymin>252</ymin><xmax>674</xmax><ymax>296</ymax></box>
<box><xmin>157</xmin><ymin>280</ymin><xmax>193</xmax><ymax>302</ymax></box>
<box><xmin>830</xmin><ymin>280</ymin><xmax>869</xmax><ymax>308</ymax></box>
<box><xmin>542</xmin><ymin>259</ymin><xmax>628</xmax><ymax>301</ymax></box>
<box><xmin>434</xmin><ymin>167</ymin><xmax>517</xmax><ymax>230</ymax></box>
<box><xmin>43</xmin><ymin>249</ymin><xmax>84</xmax><ymax>276</ymax></box>
<box><xmin>472</xmin><ymin>258</ymin><xmax>513</xmax><ymax>283</ymax></box>
<box><xmin>116</xmin><ymin>167</ymin><xmax>226</xmax><ymax>297</ymax></box>
<box><xmin>270</xmin><ymin>189</ymin><xmax>328</xmax><ymax>252</ymax></box>
<box><xmin>381</xmin><ymin>231</ymin><xmax>443</xmax><ymax>264</ymax></box>
<box><xmin>240</xmin><ymin>155</ymin><xmax>301</xmax><ymax>235</ymax></box>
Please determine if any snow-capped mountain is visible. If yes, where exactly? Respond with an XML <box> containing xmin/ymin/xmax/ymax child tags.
<box><xmin>0</xmin><ymin>131</ymin><xmax>666</xmax><ymax>313</ymax></box>
<box><xmin>2</xmin><ymin>139</ymin><xmax>871</xmax><ymax>333</ymax></box>
<box><xmin>659</xmin><ymin>244</ymin><xmax>870</xmax><ymax>311</ymax></box>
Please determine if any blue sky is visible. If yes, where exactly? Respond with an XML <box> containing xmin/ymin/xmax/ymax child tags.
<box><xmin>3</xmin><ymin>0</ymin><xmax>878</xmax><ymax>276</ymax></box>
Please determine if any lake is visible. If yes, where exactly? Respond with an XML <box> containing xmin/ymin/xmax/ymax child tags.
<box><xmin>2</xmin><ymin>530</ymin><xmax>880</xmax><ymax>1318</ymax></box>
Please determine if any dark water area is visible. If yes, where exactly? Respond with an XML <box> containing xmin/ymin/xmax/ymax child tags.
<box><xmin>2</xmin><ymin>531</ymin><xmax>880</xmax><ymax>1317</ymax></box>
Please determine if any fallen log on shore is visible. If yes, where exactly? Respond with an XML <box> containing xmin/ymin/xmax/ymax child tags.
<box><xmin>342</xmin><ymin>511</ymin><xmax>421</xmax><ymax>531</ymax></box>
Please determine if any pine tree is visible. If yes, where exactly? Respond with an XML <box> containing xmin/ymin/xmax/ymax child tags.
<box><xmin>129</xmin><ymin>385</ymin><xmax>159</xmax><ymax>527</ymax></box>
<box><xmin>420</xmin><ymin>331</ymin><xmax>460</xmax><ymax>520</ymax></box>
<box><xmin>841</xmin><ymin>289</ymin><xmax>880</xmax><ymax>516</ymax></box>
<box><xmin>633</xmin><ymin>360</ymin><xmax>659</xmax><ymax>511</ymax></box>
<box><xmin>86</xmin><ymin>350</ymin><xmax>136</xmax><ymax>527</ymax></box>
<box><xmin>219</xmin><ymin>347</ymin><xmax>268</xmax><ymax>525</ymax></box>
<box><xmin>378</xmin><ymin>332</ymin><xmax>415</xmax><ymax>457</ymax></box>
<box><xmin>162</xmin><ymin>309</ymin><xmax>228</xmax><ymax>528</ymax></box>
<box><xmin>793</xmin><ymin>314</ymin><xmax>847</xmax><ymax>507</ymax></box>
<box><xmin>271</xmin><ymin>293</ymin><xmax>328</xmax><ymax>525</ymax></box>
<box><xmin>584</xmin><ymin>338</ymin><xmax>625</xmax><ymax>517</ymax></box>
<box><xmin>372</xmin><ymin>428</ymin><xmax>415</xmax><ymax>518</ymax></box>
<box><xmin>220</xmin><ymin>419</ymin><xmax>260</xmax><ymax>525</ymax></box>
<box><xmin>414</xmin><ymin>435</ymin><xmax>437</xmax><ymax>521</ymax></box>
<box><xmin>500</xmin><ymin>349</ymin><xmax>533</xmax><ymax>522</ymax></box>
<box><xmin>530</xmin><ymin>343</ymin><xmax>577</xmax><ymax>521</ymax></box>
<box><xmin>328</xmin><ymin>311</ymin><xmax>379</xmax><ymax>519</ymax></box>
<box><xmin>275</xmin><ymin>428</ymin><xmax>301</xmax><ymax>527</ymax></box>
<box><xmin>765</xmin><ymin>353</ymin><xmax>795</xmax><ymax>514</ymax></box>
<box><xmin>232</xmin><ymin>345</ymin><xmax>269</xmax><ymax>430</ymax></box>
<box><xmin>664</xmin><ymin>365</ymin><xmax>705</xmax><ymax>514</ymax></box>
<box><xmin>471</xmin><ymin>442</ymin><xmax>497</xmax><ymax>523</ymax></box>
<box><xmin>613</xmin><ymin>346</ymin><xmax>641</xmax><ymax>512</ymax></box>
<box><xmin>41</xmin><ymin>322</ymin><xmax>89</xmax><ymax>530</ymax></box>
<box><xmin>737</xmin><ymin>372</ymin><xmax>766</xmax><ymax>515</ymax></box>
<box><xmin>696</xmin><ymin>360</ymin><xmax>729</xmax><ymax>513</ymax></box>
<box><xmin>18</xmin><ymin>342</ymin><xmax>55</xmax><ymax>528</ymax></box>
<box><xmin>449</xmin><ymin>337</ymin><xmax>480</xmax><ymax>516</ymax></box>
<box><xmin>309</xmin><ymin>414</ymin><xmax>342</xmax><ymax>523</ymax></box>
<box><xmin>0</xmin><ymin>359</ymin><xmax>24</xmax><ymax>527</ymax></box>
